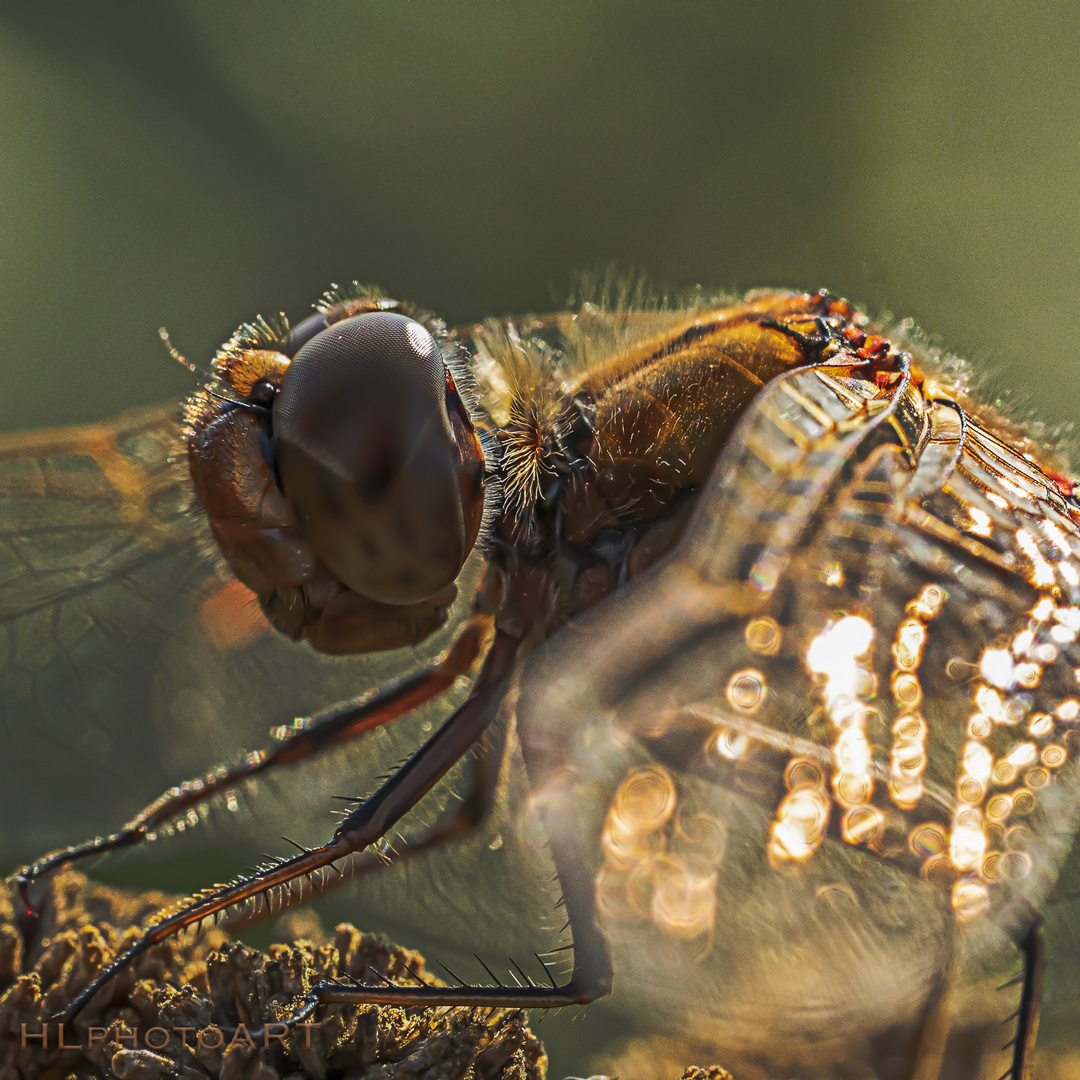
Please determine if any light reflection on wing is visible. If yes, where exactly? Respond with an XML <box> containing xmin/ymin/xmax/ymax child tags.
<box><xmin>512</xmin><ymin>360</ymin><xmax>1080</xmax><ymax>1075</ymax></box>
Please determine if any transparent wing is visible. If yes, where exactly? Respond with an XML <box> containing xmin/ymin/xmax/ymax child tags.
<box><xmin>0</xmin><ymin>406</ymin><xmax>472</xmax><ymax>879</ymax></box>
<box><xmin>511</xmin><ymin>360</ymin><xmax>1080</xmax><ymax>1075</ymax></box>
<box><xmin>0</xmin><ymin>404</ymin><xmax>214</xmax><ymax>862</ymax></box>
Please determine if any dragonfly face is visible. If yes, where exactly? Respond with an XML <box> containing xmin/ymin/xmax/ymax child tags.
<box><xmin>4</xmin><ymin>284</ymin><xmax>1080</xmax><ymax>1079</ymax></box>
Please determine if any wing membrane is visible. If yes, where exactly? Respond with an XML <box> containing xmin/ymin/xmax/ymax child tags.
<box><xmin>513</xmin><ymin>359</ymin><xmax>1080</xmax><ymax>1074</ymax></box>
<box><xmin>0</xmin><ymin>408</ymin><xmax>214</xmax><ymax>858</ymax></box>
<box><xmin>0</xmin><ymin>408</ymin><xmax>464</xmax><ymax>872</ymax></box>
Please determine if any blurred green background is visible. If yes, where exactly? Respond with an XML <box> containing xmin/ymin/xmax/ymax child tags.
<box><xmin>2</xmin><ymin>1</ymin><xmax>1078</xmax><ymax>440</ymax></box>
<box><xmin>3</xmin><ymin>2</ymin><xmax>1080</xmax><ymax>1075</ymax></box>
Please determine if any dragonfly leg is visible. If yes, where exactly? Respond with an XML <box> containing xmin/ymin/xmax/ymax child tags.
<box><xmin>1003</xmin><ymin>919</ymin><xmax>1044</xmax><ymax>1080</ymax></box>
<box><xmin>57</xmin><ymin>630</ymin><xmax>522</xmax><ymax>1023</ymax></box>
<box><xmin>290</xmin><ymin>643</ymin><xmax>615</xmax><ymax>1014</ymax></box>
<box><xmin>293</xmin><ymin>813</ymin><xmax>613</xmax><ymax>1016</ymax></box>
<box><xmin>221</xmin><ymin>702</ymin><xmax>511</xmax><ymax>934</ymax></box>
<box><xmin>17</xmin><ymin>604</ymin><xmax>493</xmax><ymax>924</ymax></box>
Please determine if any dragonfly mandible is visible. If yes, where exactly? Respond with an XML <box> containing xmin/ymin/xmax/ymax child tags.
<box><xmin>4</xmin><ymin>282</ymin><xmax>1080</xmax><ymax>1079</ymax></box>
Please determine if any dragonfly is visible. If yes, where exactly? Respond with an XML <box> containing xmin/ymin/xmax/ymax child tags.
<box><xmin>4</xmin><ymin>282</ymin><xmax>1080</xmax><ymax>1080</ymax></box>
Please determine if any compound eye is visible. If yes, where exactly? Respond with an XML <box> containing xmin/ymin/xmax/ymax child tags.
<box><xmin>272</xmin><ymin>312</ymin><xmax>485</xmax><ymax>606</ymax></box>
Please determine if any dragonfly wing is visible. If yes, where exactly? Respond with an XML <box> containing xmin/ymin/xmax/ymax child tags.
<box><xmin>0</xmin><ymin>406</ymin><xmax>462</xmax><ymax>872</ymax></box>
<box><xmin>0</xmin><ymin>406</ymin><xmax>216</xmax><ymax>860</ymax></box>
<box><xmin>513</xmin><ymin>360</ymin><xmax>1080</xmax><ymax>1074</ymax></box>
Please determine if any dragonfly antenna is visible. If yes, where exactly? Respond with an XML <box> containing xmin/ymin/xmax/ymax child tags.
<box><xmin>158</xmin><ymin>327</ymin><xmax>269</xmax><ymax>414</ymax></box>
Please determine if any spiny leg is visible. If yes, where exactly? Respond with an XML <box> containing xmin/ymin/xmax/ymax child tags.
<box><xmin>291</xmin><ymin>717</ymin><xmax>603</xmax><ymax>1014</ymax></box>
<box><xmin>16</xmin><ymin>608</ymin><xmax>493</xmax><ymax>929</ymax></box>
<box><xmin>294</xmin><ymin>804</ymin><xmax>613</xmax><ymax>1015</ymax></box>
<box><xmin>215</xmin><ymin>709</ymin><xmax>511</xmax><ymax>935</ymax></box>
<box><xmin>266</xmin><ymin>673</ymin><xmax>518</xmax><ymax>934</ymax></box>
<box><xmin>210</xmin><ymin>688</ymin><xmax>610</xmax><ymax>1045</ymax></box>
<box><xmin>1000</xmin><ymin>920</ymin><xmax>1044</xmax><ymax>1080</ymax></box>
<box><xmin>59</xmin><ymin>630</ymin><xmax>520</xmax><ymax>1024</ymax></box>
<box><xmin>280</xmin><ymin>659</ymin><xmax>615</xmax><ymax>1013</ymax></box>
